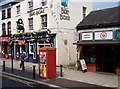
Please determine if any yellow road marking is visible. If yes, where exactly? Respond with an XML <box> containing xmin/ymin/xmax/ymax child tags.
<box><xmin>0</xmin><ymin>73</ymin><xmax>34</xmax><ymax>85</ymax></box>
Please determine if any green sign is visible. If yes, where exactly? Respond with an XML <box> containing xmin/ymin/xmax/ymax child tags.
<box><xmin>115</xmin><ymin>30</ymin><xmax>120</xmax><ymax>39</ymax></box>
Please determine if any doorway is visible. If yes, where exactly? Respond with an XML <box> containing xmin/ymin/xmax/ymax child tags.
<box><xmin>96</xmin><ymin>46</ymin><xmax>117</xmax><ymax>73</ymax></box>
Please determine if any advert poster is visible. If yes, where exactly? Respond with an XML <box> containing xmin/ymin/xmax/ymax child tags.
<box><xmin>39</xmin><ymin>52</ymin><xmax>47</xmax><ymax>77</ymax></box>
<box><xmin>80</xmin><ymin>59</ymin><xmax>87</xmax><ymax>71</ymax></box>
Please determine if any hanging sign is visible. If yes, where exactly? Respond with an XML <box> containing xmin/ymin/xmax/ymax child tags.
<box><xmin>95</xmin><ymin>31</ymin><xmax>113</xmax><ymax>40</ymax></box>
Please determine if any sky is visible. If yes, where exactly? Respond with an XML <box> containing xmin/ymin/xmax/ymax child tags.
<box><xmin>0</xmin><ymin>0</ymin><xmax>119</xmax><ymax>10</ymax></box>
<box><xmin>93</xmin><ymin>2</ymin><xmax>119</xmax><ymax>10</ymax></box>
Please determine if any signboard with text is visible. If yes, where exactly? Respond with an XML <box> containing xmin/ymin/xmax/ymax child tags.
<box><xmin>82</xmin><ymin>32</ymin><xmax>93</xmax><ymax>41</ymax></box>
<box><xmin>115</xmin><ymin>30</ymin><xmax>120</xmax><ymax>40</ymax></box>
<box><xmin>95</xmin><ymin>31</ymin><xmax>113</xmax><ymax>40</ymax></box>
<box><xmin>80</xmin><ymin>59</ymin><xmax>87</xmax><ymax>71</ymax></box>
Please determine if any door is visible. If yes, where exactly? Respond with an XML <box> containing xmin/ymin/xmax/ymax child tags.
<box><xmin>96</xmin><ymin>46</ymin><xmax>116</xmax><ymax>73</ymax></box>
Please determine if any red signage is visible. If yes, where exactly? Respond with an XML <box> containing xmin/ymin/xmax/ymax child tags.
<box><xmin>18</xmin><ymin>40</ymin><xmax>24</xmax><ymax>45</ymax></box>
<box><xmin>0</xmin><ymin>37</ymin><xmax>9</xmax><ymax>41</ymax></box>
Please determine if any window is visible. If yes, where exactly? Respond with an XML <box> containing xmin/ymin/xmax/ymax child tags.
<box><xmin>7</xmin><ymin>8</ymin><xmax>11</xmax><ymax>18</ymax></box>
<box><xmin>41</xmin><ymin>15</ymin><xmax>47</xmax><ymax>29</ymax></box>
<box><xmin>83</xmin><ymin>6</ymin><xmax>87</xmax><ymax>18</ymax></box>
<box><xmin>28</xmin><ymin>0</ymin><xmax>33</xmax><ymax>10</ymax></box>
<box><xmin>28</xmin><ymin>18</ymin><xmax>33</xmax><ymax>30</ymax></box>
<box><xmin>16</xmin><ymin>5</ymin><xmax>20</xmax><ymax>15</ymax></box>
<box><xmin>2</xmin><ymin>23</ymin><xmax>6</xmax><ymax>36</ymax></box>
<box><xmin>83</xmin><ymin>46</ymin><xmax>96</xmax><ymax>64</ymax></box>
<box><xmin>7</xmin><ymin>21</ymin><xmax>11</xmax><ymax>36</ymax></box>
<box><xmin>2</xmin><ymin>10</ymin><xmax>6</xmax><ymax>19</ymax></box>
<box><xmin>41</xmin><ymin>0</ymin><xmax>47</xmax><ymax>6</ymax></box>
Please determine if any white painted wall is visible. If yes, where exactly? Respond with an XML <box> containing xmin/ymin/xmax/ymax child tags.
<box><xmin>10</xmin><ymin>0</ymin><xmax>93</xmax><ymax>66</ymax></box>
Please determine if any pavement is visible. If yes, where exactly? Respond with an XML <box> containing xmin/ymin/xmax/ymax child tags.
<box><xmin>0</xmin><ymin>58</ymin><xmax>119</xmax><ymax>88</ymax></box>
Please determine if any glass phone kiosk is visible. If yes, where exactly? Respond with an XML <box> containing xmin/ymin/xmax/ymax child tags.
<box><xmin>38</xmin><ymin>46</ymin><xmax>56</xmax><ymax>79</ymax></box>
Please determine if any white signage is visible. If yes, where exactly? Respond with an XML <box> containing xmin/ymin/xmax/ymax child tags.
<box><xmin>73</xmin><ymin>32</ymin><xmax>79</xmax><ymax>43</ymax></box>
<box><xmin>95</xmin><ymin>31</ymin><xmax>113</xmax><ymax>40</ymax></box>
<box><xmin>82</xmin><ymin>33</ymin><xmax>93</xmax><ymax>40</ymax></box>
<box><xmin>80</xmin><ymin>59</ymin><xmax>87</xmax><ymax>70</ymax></box>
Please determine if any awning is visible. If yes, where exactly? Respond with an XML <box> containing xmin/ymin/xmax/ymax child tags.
<box><xmin>18</xmin><ymin>40</ymin><xmax>24</xmax><ymax>45</ymax></box>
<box><xmin>77</xmin><ymin>40</ymin><xmax>120</xmax><ymax>45</ymax></box>
<box><xmin>0</xmin><ymin>37</ymin><xmax>9</xmax><ymax>42</ymax></box>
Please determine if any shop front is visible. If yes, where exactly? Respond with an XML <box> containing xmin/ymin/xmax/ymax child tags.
<box><xmin>78</xmin><ymin>30</ymin><xmax>120</xmax><ymax>75</ymax></box>
<box><xmin>12</xmin><ymin>31</ymin><xmax>56</xmax><ymax>63</ymax></box>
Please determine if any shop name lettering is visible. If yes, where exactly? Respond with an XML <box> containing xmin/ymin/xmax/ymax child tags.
<box><xmin>60</xmin><ymin>7</ymin><xmax>70</xmax><ymax>20</ymax></box>
<box><xmin>29</xmin><ymin>8</ymin><xmax>44</xmax><ymax>17</ymax></box>
<box><xmin>84</xmin><ymin>34</ymin><xmax>91</xmax><ymax>38</ymax></box>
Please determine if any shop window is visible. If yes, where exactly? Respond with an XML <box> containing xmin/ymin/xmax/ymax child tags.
<box><xmin>41</xmin><ymin>15</ymin><xmax>47</xmax><ymax>29</ymax></box>
<box><xmin>2</xmin><ymin>10</ymin><xmax>6</xmax><ymax>19</ymax></box>
<box><xmin>41</xmin><ymin>0</ymin><xmax>47</xmax><ymax>6</ymax></box>
<box><xmin>30</xmin><ymin>45</ymin><xmax>34</xmax><ymax>52</ymax></box>
<box><xmin>7</xmin><ymin>46</ymin><xmax>11</xmax><ymax>54</ymax></box>
<box><xmin>16</xmin><ymin>5</ymin><xmax>20</xmax><ymax>15</ymax></box>
<box><xmin>28</xmin><ymin>0</ymin><xmax>33</xmax><ymax>10</ymax></box>
<box><xmin>83</xmin><ymin>6</ymin><xmax>87</xmax><ymax>19</ymax></box>
<box><xmin>28</xmin><ymin>18</ymin><xmax>33</xmax><ymax>30</ymax></box>
<box><xmin>21</xmin><ymin>45</ymin><xmax>25</xmax><ymax>52</ymax></box>
<box><xmin>7</xmin><ymin>8</ymin><xmax>11</xmax><ymax>18</ymax></box>
<box><xmin>83</xmin><ymin>46</ymin><xmax>96</xmax><ymax>64</ymax></box>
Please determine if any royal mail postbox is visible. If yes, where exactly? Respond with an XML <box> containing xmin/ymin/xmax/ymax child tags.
<box><xmin>38</xmin><ymin>46</ymin><xmax>56</xmax><ymax>79</ymax></box>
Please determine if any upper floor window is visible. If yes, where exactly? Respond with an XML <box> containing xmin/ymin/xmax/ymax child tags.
<box><xmin>16</xmin><ymin>5</ymin><xmax>20</xmax><ymax>15</ymax></box>
<box><xmin>7</xmin><ymin>21</ymin><xmax>11</xmax><ymax>36</ymax></box>
<box><xmin>7</xmin><ymin>8</ymin><xmax>11</xmax><ymax>18</ymax></box>
<box><xmin>41</xmin><ymin>15</ymin><xmax>47</xmax><ymax>29</ymax></box>
<box><xmin>28</xmin><ymin>18</ymin><xmax>33</xmax><ymax>30</ymax></box>
<box><xmin>28</xmin><ymin>0</ymin><xmax>33</xmax><ymax>10</ymax></box>
<box><xmin>83</xmin><ymin>6</ymin><xmax>87</xmax><ymax>19</ymax></box>
<box><xmin>2</xmin><ymin>23</ymin><xmax>6</xmax><ymax>36</ymax></box>
<box><xmin>41</xmin><ymin>0</ymin><xmax>47</xmax><ymax>6</ymax></box>
<box><xmin>2</xmin><ymin>10</ymin><xmax>6</xmax><ymax>19</ymax></box>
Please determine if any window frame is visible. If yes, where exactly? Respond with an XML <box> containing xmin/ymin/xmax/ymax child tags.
<box><xmin>28</xmin><ymin>0</ymin><xmax>33</xmax><ymax>10</ymax></box>
<box><xmin>83</xmin><ymin>6</ymin><xmax>87</xmax><ymax>18</ymax></box>
<box><xmin>2</xmin><ymin>10</ymin><xmax>6</xmax><ymax>19</ymax></box>
<box><xmin>28</xmin><ymin>18</ymin><xmax>33</xmax><ymax>30</ymax></box>
<box><xmin>41</xmin><ymin>14</ymin><xmax>47</xmax><ymax>29</ymax></box>
<box><xmin>2</xmin><ymin>23</ymin><xmax>6</xmax><ymax>36</ymax></box>
<box><xmin>7</xmin><ymin>8</ymin><xmax>11</xmax><ymax>18</ymax></box>
<box><xmin>41</xmin><ymin>0</ymin><xmax>47</xmax><ymax>6</ymax></box>
<box><xmin>16</xmin><ymin>5</ymin><xmax>20</xmax><ymax>15</ymax></box>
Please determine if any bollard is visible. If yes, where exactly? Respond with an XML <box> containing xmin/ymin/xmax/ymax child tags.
<box><xmin>60</xmin><ymin>65</ymin><xmax>63</xmax><ymax>77</ymax></box>
<box><xmin>22</xmin><ymin>61</ymin><xmax>25</xmax><ymax>71</ymax></box>
<box><xmin>3</xmin><ymin>61</ymin><xmax>5</xmax><ymax>71</ymax></box>
<box><xmin>33</xmin><ymin>65</ymin><xmax>36</xmax><ymax>79</ymax></box>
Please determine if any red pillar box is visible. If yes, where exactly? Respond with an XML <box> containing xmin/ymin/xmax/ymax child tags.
<box><xmin>38</xmin><ymin>46</ymin><xmax>56</xmax><ymax>79</ymax></box>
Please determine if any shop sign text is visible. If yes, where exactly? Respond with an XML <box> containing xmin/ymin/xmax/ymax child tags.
<box><xmin>29</xmin><ymin>7</ymin><xmax>44</xmax><ymax>17</ymax></box>
<box><xmin>60</xmin><ymin>7</ymin><xmax>70</xmax><ymax>20</ymax></box>
<box><xmin>82</xmin><ymin>33</ymin><xmax>93</xmax><ymax>41</ymax></box>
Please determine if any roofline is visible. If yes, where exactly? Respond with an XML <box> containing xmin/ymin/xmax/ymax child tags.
<box><xmin>77</xmin><ymin>22</ymin><xmax>120</xmax><ymax>31</ymax></box>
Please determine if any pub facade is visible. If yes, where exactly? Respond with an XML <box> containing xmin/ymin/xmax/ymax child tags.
<box><xmin>0</xmin><ymin>0</ymin><xmax>92</xmax><ymax>66</ymax></box>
